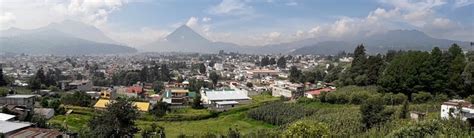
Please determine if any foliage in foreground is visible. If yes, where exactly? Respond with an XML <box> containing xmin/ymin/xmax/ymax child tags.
<box><xmin>88</xmin><ymin>98</ymin><xmax>140</xmax><ymax>137</ymax></box>
<box><xmin>247</xmin><ymin>102</ymin><xmax>315</xmax><ymax>125</ymax></box>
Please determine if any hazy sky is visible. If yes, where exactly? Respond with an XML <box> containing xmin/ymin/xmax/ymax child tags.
<box><xmin>0</xmin><ymin>0</ymin><xmax>472</xmax><ymax>47</ymax></box>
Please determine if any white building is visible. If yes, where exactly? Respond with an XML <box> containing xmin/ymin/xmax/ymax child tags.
<box><xmin>200</xmin><ymin>89</ymin><xmax>251</xmax><ymax>105</ymax></box>
<box><xmin>271</xmin><ymin>81</ymin><xmax>304</xmax><ymax>98</ymax></box>
<box><xmin>440</xmin><ymin>99</ymin><xmax>474</xmax><ymax>121</ymax></box>
<box><xmin>34</xmin><ymin>108</ymin><xmax>55</xmax><ymax>119</ymax></box>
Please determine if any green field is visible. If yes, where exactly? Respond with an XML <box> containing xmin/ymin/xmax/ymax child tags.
<box><xmin>48</xmin><ymin>94</ymin><xmax>279</xmax><ymax>137</ymax></box>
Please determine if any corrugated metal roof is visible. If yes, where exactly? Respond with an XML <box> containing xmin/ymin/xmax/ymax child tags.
<box><xmin>0</xmin><ymin>113</ymin><xmax>15</xmax><ymax>121</ymax></box>
<box><xmin>94</xmin><ymin>99</ymin><xmax>150</xmax><ymax>112</ymax></box>
<box><xmin>0</xmin><ymin>121</ymin><xmax>31</xmax><ymax>133</ymax></box>
<box><xmin>216</xmin><ymin>101</ymin><xmax>239</xmax><ymax>105</ymax></box>
<box><xmin>205</xmin><ymin>90</ymin><xmax>250</xmax><ymax>101</ymax></box>
<box><xmin>6</xmin><ymin>95</ymin><xmax>36</xmax><ymax>98</ymax></box>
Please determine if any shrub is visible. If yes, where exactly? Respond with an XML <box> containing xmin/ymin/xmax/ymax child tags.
<box><xmin>284</xmin><ymin>120</ymin><xmax>330</xmax><ymax>137</ymax></box>
<box><xmin>412</xmin><ymin>92</ymin><xmax>433</xmax><ymax>104</ymax></box>
<box><xmin>350</xmin><ymin>91</ymin><xmax>371</xmax><ymax>104</ymax></box>
<box><xmin>383</xmin><ymin>93</ymin><xmax>407</xmax><ymax>105</ymax></box>
<box><xmin>465</xmin><ymin>95</ymin><xmax>474</xmax><ymax>104</ymax></box>
<box><xmin>390</xmin><ymin>119</ymin><xmax>441</xmax><ymax>137</ymax></box>
<box><xmin>247</xmin><ymin>102</ymin><xmax>315</xmax><ymax>125</ymax></box>
<box><xmin>360</xmin><ymin>96</ymin><xmax>393</xmax><ymax>129</ymax></box>
<box><xmin>61</xmin><ymin>91</ymin><xmax>92</xmax><ymax>107</ymax></box>
<box><xmin>434</xmin><ymin>93</ymin><xmax>449</xmax><ymax>102</ymax></box>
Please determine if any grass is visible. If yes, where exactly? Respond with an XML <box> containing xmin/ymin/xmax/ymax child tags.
<box><xmin>0</xmin><ymin>86</ymin><xmax>32</xmax><ymax>94</ymax></box>
<box><xmin>48</xmin><ymin>114</ymin><xmax>92</xmax><ymax>132</ymax></box>
<box><xmin>137</xmin><ymin>111</ymin><xmax>275</xmax><ymax>137</ymax></box>
<box><xmin>48</xmin><ymin>94</ymin><xmax>280</xmax><ymax>137</ymax></box>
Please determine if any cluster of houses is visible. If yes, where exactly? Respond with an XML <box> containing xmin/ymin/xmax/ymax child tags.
<box><xmin>0</xmin><ymin>94</ymin><xmax>69</xmax><ymax>137</ymax></box>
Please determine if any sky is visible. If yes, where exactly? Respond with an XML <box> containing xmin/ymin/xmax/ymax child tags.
<box><xmin>0</xmin><ymin>0</ymin><xmax>473</xmax><ymax>47</ymax></box>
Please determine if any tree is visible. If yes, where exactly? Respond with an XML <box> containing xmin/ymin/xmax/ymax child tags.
<box><xmin>89</xmin><ymin>98</ymin><xmax>140</xmax><ymax>137</ymax></box>
<box><xmin>360</xmin><ymin>96</ymin><xmax>392</xmax><ymax>129</ymax></box>
<box><xmin>366</xmin><ymin>54</ymin><xmax>384</xmax><ymax>85</ymax></box>
<box><xmin>0</xmin><ymin>66</ymin><xmax>7</xmax><ymax>86</ymax></box>
<box><xmin>289</xmin><ymin>66</ymin><xmax>302</xmax><ymax>83</ymax></box>
<box><xmin>40</xmin><ymin>97</ymin><xmax>50</xmax><ymax>107</ymax></box>
<box><xmin>399</xmin><ymin>100</ymin><xmax>409</xmax><ymax>119</ymax></box>
<box><xmin>209</xmin><ymin>71</ymin><xmax>219</xmax><ymax>86</ymax></box>
<box><xmin>283</xmin><ymin>120</ymin><xmax>330</xmax><ymax>137</ymax></box>
<box><xmin>246</xmin><ymin>82</ymin><xmax>253</xmax><ymax>88</ymax></box>
<box><xmin>227</xmin><ymin>128</ymin><xmax>241</xmax><ymax>138</ymax></box>
<box><xmin>324</xmin><ymin>65</ymin><xmax>343</xmax><ymax>83</ymax></box>
<box><xmin>199</xmin><ymin>63</ymin><xmax>206</xmax><ymax>74</ymax></box>
<box><xmin>35</xmin><ymin>67</ymin><xmax>46</xmax><ymax>85</ymax></box>
<box><xmin>350</xmin><ymin>44</ymin><xmax>368</xmax><ymax>83</ymax></box>
<box><xmin>446</xmin><ymin>44</ymin><xmax>467</xmax><ymax>96</ymax></box>
<box><xmin>31</xmin><ymin>115</ymin><xmax>48</xmax><ymax>128</ymax></box>
<box><xmin>29</xmin><ymin>77</ymin><xmax>41</xmax><ymax>91</ymax></box>
<box><xmin>150</xmin><ymin>102</ymin><xmax>169</xmax><ymax>117</ymax></box>
<box><xmin>61</xmin><ymin>91</ymin><xmax>92</xmax><ymax>107</ymax></box>
<box><xmin>160</xmin><ymin>64</ymin><xmax>171</xmax><ymax>82</ymax></box>
<box><xmin>379</xmin><ymin>51</ymin><xmax>431</xmax><ymax>96</ymax></box>
<box><xmin>277</xmin><ymin>56</ymin><xmax>287</xmax><ymax>68</ymax></box>
<box><xmin>192</xmin><ymin>94</ymin><xmax>203</xmax><ymax>109</ymax></box>
<box><xmin>260</xmin><ymin>56</ymin><xmax>270</xmax><ymax>66</ymax></box>
<box><xmin>427</xmin><ymin>47</ymin><xmax>447</xmax><ymax>93</ymax></box>
<box><xmin>153</xmin><ymin>81</ymin><xmax>164</xmax><ymax>94</ymax></box>
<box><xmin>462</xmin><ymin>61</ymin><xmax>474</xmax><ymax>93</ymax></box>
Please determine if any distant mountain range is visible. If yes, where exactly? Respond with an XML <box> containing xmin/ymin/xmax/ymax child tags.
<box><xmin>0</xmin><ymin>20</ymin><xmax>136</xmax><ymax>55</ymax></box>
<box><xmin>141</xmin><ymin>25</ymin><xmax>242</xmax><ymax>53</ymax></box>
<box><xmin>143</xmin><ymin>25</ymin><xmax>471</xmax><ymax>55</ymax></box>
<box><xmin>1</xmin><ymin>20</ymin><xmax>470</xmax><ymax>55</ymax></box>
<box><xmin>292</xmin><ymin>30</ymin><xmax>471</xmax><ymax>55</ymax></box>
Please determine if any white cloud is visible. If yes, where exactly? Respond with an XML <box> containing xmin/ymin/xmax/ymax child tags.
<box><xmin>202</xmin><ymin>17</ymin><xmax>212</xmax><ymax>22</ymax></box>
<box><xmin>53</xmin><ymin>0</ymin><xmax>128</xmax><ymax>27</ymax></box>
<box><xmin>105</xmin><ymin>27</ymin><xmax>170</xmax><ymax>47</ymax></box>
<box><xmin>0</xmin><ymin>12</ymin><xmax>16</xmax><ymax>29</ymax></box>
<box><xmin>454</xmin><ymin>0</ymin><xmax>473</xmax><ymax>8</ymax></box>
<box><xmin>285</xmin><ymin>1</ymin><xmax>298</xmax><ymax>6</ymax></box>
<box><xmin>208</xmin><ymin>0</ymin><xmax>254</xmax><ymax>16</ymax></box>
<box><xmin>185</xmin><ymin>17</ymin><xmax>199</xmax><ymax>28</ymax></box>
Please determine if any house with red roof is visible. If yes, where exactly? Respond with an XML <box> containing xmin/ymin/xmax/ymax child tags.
<box><xmin>304</xmin><ymin>87</ymin><xmax>336</xmax><ymax>99</ymax></box>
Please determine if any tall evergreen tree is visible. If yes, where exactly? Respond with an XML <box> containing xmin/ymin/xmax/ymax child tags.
<box><xmin>160</xmin><ymin>64</ymin><xmax>171</xmax><ymax>82</ymax></box>
<box><xmin>0</xmin><ymin>66</ymin><xmax>7</xmax><ymax>86</ymax></box>
<box><xmin>209</xmin><ymin>71</ymin><xmax>219</xmax><ymax>86</ymax></box>
<box><xmin>277</xmin><ymin>56</ymin><xmax>287</xmax><ymax>68</ymax></box>
<box><xmin>199</xmin><ymin>63</ymin><xmax>206</xmax><ymax>74</ymax></box>
<box><xmin>366</xmin><ymin>54</ymin><xmax>384</xmax><ymax>85</ymax></box>
<box><xmin>344</xmin><ymin>44</ymin><xmax>368</xmax><ymax>85</ymax></box>
<box><xmin>289</xmin><ymin>66</ymin><xmax>302</xmax><ymax>83</ymax></box>
<box><xmin>428</xmin><ymin>47</ymin><xmax>447</xmax><ymax>93</ymax></box>
<box><xmin>261</xmin><ymin>56</ymin><xmax>270</xmax><ymax>66</ymax></box>
<box><xmin>35</xmin><ymin>67</ymin><xmax>46</xmax><ymax>84</ymax></box>
<box><xmin>446</xmin><ymin>44</ymin><xmax>467</xmax><ymax>96</ymax></box>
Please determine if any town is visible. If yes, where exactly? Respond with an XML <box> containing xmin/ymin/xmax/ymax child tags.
<box><xmin>1</xmin><ymin>0</ymin><xmax>473</xmax><ymax>137</ymax></box>
<box><xmin>0</xmin><ymin>44</ymin><xmax>473</xmax><ymax>137</ymax></box>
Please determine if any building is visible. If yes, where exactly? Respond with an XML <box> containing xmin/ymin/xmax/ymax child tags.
<box><xmin>304</xmin><ymin>87</ymin><xmax>336</xmax><ymax>99</ymax></box>
<box><xmin>271</xmin><ymin>81</ymin><xmax>304</xmax><ymax>98</ymax></box>
<box><xmin>246</xmin><ymin>69</ymin><xmax>280</xmax><ymax>78</ymax></box>
<box><xmin>0</xmin><ymin>95</ymin><xmax>36</xmax><ymax>109</ymax></box>
<box><xmin>200</xmin><ymin>89</ymin><xmax>251</xmax><ymax>106</ymax></box>
<box><xmin>0</xmin><ymin>113</ymin><xmax>15</xmax><ymax>121</ymax></box>
<box><xmin>162</xmin><ymin>89</ymin><xmax>191</xmax><ymax>105</ymax></box>
<box><xmin>93</xmin><ymin>99</ymin><xmax>150</xmax><ymax>112</ymax></box>
<box><xmin>440</xmin><ymin>99</ymin><xmax>474</xmax><ymax>121</ymax></box>
<box><xmin>61</xmin><ymin>80</ymin><xmax>93</xmax><ymax>91</ymax></box>
<box><xmin>8</xmin><ymin>127</ymin><xmax>65</xmax><ymax>138</ymax></box>
<box><xmin>0</xmin><ymin>121</ymin><xmax>32</xmax><ymax>137</ymax></box>
<box><xmin>34</xmin><ymin>108</ymin><xmax>55</xmax><ymax>119</ymax></box>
